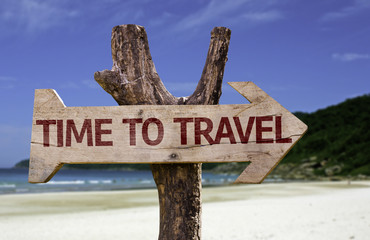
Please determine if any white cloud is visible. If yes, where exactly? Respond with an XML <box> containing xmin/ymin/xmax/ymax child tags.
<box><xmin>332</xmin><ymin>53</ymin><xmax>370</xmax><ymax>62</ymax></box>
<box><xmin>174</xmin><ymin>0</ymin><xmax>247</xmax><ymax>31</ymax></box>
<box><xmin>150</xmin><ymin>12</ymin><xmax>175</xmax><ymax>27</ymax></box>
<box><xmin>173</xmin><ymin>0</ymin><xmax>283</xmax><ymax>32</ymax></box>
<box><xmin>321</xmin><ymin>0</ymin><xmax>370</xmax><ymax>21</ymax></box>
<box><xmin>1</xmin><ymin>0</ymin><xmax>283</xmax><ymax>37</ymax></box>
<box><xmin>241</xmin><ymin>10</ymin><xmax>283</xmax><ymax>22</ymax></box>
<box><xmin>0</xmin><ymin>0</ymin><xmax>79</xmax><ymax>33</ymax></box>
<box><xmin>0</xmin><ymin>0</ymin><xmax>154</xmax><ymax>35</ymax></box>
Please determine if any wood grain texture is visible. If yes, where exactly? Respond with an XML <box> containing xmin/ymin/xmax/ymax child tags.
<box><xmin>95</xmin><ymin>24</ymin><xmax>231</xmax><ymax>240</ymax></box>
<box><xmin>94</xmin><ymin>25</ymin><xmax>177</xmax><ymax>105</ymax></box>
<box><xmin>29</xmin><ymin>82</ymin><xmax>307</xmax><ymax>184</ymax></box>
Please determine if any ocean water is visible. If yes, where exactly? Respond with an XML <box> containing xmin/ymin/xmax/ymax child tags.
<box><xmin>0</xmin><ymin>168</ymin><xmax>238</xmax><ymax>194</ymax></box>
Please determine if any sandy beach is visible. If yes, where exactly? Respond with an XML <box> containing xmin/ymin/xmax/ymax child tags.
<box><xmin>1</xmin><ymin>181</ymin><xmax>369</xmax><ymax>240</ymax></box>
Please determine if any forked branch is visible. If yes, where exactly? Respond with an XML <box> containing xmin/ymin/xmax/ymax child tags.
<box><xmin>94</xmin><ymin>24</ymin><xmax>231</xmax><ymax>240</ymax></box>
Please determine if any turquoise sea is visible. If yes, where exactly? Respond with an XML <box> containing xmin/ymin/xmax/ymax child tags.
<box><xmin>0</xmin><ymin>168</ymin><xmax>239</xmax><ymax>194</ymax></box>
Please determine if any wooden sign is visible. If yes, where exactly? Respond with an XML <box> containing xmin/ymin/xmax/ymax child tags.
<box><xmin>29</xmin><ymin>81</ymin><xmax>307</xmax><ymax>184</ymax></box>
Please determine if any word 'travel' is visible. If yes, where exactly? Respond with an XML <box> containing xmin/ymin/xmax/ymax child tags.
<box><xmin>36</xmin><ymin>116</ymin><xmax>292</xmax><ymax>147</ymax></box>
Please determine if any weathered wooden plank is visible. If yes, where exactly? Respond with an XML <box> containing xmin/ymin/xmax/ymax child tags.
<box><xmin>29</xmin><ymin>81</ymin><xmax>307</xmax><ymax>184</ymax></box>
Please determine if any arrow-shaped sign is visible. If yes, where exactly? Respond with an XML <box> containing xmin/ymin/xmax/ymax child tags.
<box><xmin>29</xmin><ymin>82</ymin><xmax>307</xmax><ymax>184</ymax></box>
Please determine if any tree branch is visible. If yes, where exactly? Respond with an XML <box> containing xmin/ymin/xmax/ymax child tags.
<box><xmin>94</xmin><ymin>24</ymin><xmax>177</xmax><ymax>105</ymax></box>
<box><xmin>186</xmin><ymin>27</ymin><xmax>231</xmax><ymax>105</ymax></box>
<box><xmin>94</xmin><ymin>24</ymin><xmax>231</xmax><ymax>240</ymax></box>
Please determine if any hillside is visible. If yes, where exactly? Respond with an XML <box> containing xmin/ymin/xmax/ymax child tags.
<box><xmin>272</xmin><ymin>93</ymin><xmax>370</xmax><ymax>179</ymax></box>
<box><xmin>15</xmin><ymin>94</ymin><xmax>370</xmax><ymax>179</ymax></box>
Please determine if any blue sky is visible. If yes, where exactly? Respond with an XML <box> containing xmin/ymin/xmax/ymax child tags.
<box><xmin>0</xmin><ymin>0</ymin><xmax>369</xmax><ymax>167</ymax></box>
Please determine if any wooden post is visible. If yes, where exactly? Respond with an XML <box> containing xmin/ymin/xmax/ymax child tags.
<box><xmin>94</xmin><ymin>24</ymin><xmax>231</xmax><ymax>239</ymax></box>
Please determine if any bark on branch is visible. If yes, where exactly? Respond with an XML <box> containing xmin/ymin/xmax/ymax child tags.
<box><xmin>94</xmin><ymin>25</ymin><xmax>177</xmax><ymax>105</ymax></box>
<box><xmin>94</xmin><ymin>24</ymin><xmax>231</xmax><ymax>240</ymax></box>
<box><xmin>186</xmin><ymin>27</ymin><xmax>231</xmax><ymax>105</ymax></box>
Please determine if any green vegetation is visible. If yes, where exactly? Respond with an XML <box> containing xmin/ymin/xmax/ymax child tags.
<box><xmin>279</xmin><ymin>93</ymin><xmax>370</xmax><ymax>178</ymax></box>
<box><xmin>15</xmin><ymin>159</ymin><xmax>29</xmax><ymax>168</ymax></box>
<box><xmin>15</xmin><ymin>94</ymin><xmax>370</xmax><ymax>179</ymax></box>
